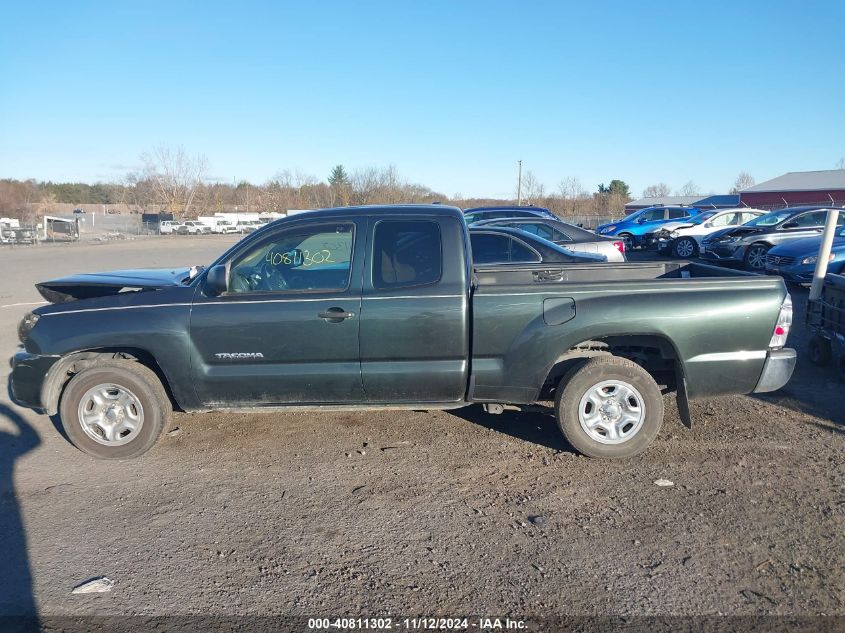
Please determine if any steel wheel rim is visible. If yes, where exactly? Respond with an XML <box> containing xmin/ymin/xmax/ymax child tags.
<box><xmin>676</xmin><ymin>239</ymin><xmax>694</xmax><ymax>257</ymax></box>
<box><xmin>747</xmin><ymin>247</ymin><xmax>766</xmax><ymax>269</ymax></box>
<box><xmin>77</xmin><ymin>383</ymin><xmax>145</xmax><ymax>446</ymax></box>
<box><xmin>578</xmin><ymin>380</ymin><xmax>646</xmax><ymax>444</ymax></box>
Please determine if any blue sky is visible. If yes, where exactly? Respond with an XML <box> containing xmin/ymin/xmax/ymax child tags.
<box><xmin>1</xmin><ymin>0</ymin><xmax>843</xmax><ymax>198</ymax></box>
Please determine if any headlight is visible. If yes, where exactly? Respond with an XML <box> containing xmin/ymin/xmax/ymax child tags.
<box><xmin>801</xmin><ymin>254</ymin><xmax>835</xmax><ymax>265</ymax></box>
<box><xmin>17</xmin><ymin>312</ymin><xmax>39</xmax><ymax>344</ymax></box>
<box><xmin>600</xmin><ymin>225</ymin><xmax>616</xmax><ymax>234</ymax></box>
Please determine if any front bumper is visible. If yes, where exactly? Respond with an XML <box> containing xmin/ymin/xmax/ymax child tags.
<box><xmin>656</xmin><ymin>237</ymin><xmax>673</xmax><ymax>254</ymax></box>
<box><xmin>700</xmin><ymin>242</ymin><xmax>747</xmax><ymax>263</ymax></box>
<box><xmin>765</xmin><ymin>265</ymin><xmax>814</xmax><ymax>283</ymax></box>
<box><xmin>9</xmin><ymin>350</ymin><xmax>59</xmax><ymax>411</ymax></box>
<box><xmin>642</xmin><ymin>233</ymin><xmax>662</xmax><ymax>249</ymax></box>
<box><xmin>753</xmin><ymin>348</ymin><xmax>797</xmax><ymax>393</ymax></box>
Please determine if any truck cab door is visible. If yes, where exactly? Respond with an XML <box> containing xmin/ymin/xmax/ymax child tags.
<box><xmin>189</xmin><ymin>219</ymin><xmax>366</xmax><ymax>406</ymax></box>
<box><xmin>359</xmin><ymin>216</ymin><xmax>470</xmax><ymax>403</ymax></box>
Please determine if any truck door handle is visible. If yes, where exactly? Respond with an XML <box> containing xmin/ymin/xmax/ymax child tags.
<box><xmin>318</xmin><ymin>307</ymin><xmax>355</xmax><ymax>322</ymax></box>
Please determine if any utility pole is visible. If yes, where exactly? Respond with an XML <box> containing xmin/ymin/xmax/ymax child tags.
<box><xmin>517</xmin><ymin>160</ymin><xmax>523</xmax><ymax>206</ymax></box>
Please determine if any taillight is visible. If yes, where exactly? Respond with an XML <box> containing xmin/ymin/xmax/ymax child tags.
<box><xmin>613</xmin><ymin>241</ymin><xmax>625</xmax><ymax>254</ymax></box>
<box><xmin>768</xmin><ymin>294</ymin><xmax>792</xmax><ymax>349</ymax></box>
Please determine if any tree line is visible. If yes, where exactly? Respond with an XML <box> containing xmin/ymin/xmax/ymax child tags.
<box><xmin>0</xmin><ymin>145</ymin><xmax>758</xmax><ymax>222</ymax></box>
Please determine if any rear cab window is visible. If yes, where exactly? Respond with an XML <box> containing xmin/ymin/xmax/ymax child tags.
<box><xmin>373</xmin><ymin>220</ymin><xmax>442</xmax><ymax>289</ymax></box>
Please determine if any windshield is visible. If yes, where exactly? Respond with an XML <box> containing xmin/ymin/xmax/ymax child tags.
<box><xmin>689</xmin><ymin>212</ymin><xmax>716</xmax><ymax>225</ymax></box>
<box><xmin>618</xmin><ymin>210</ymin><xmax>643</xmax><ymax>222</ymax></box>
<box><xmin>744</xmin><ymin>210</ymin><xmax>793</xmax><ymax>227</ymax></box>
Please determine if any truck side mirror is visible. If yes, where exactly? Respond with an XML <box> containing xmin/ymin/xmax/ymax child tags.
<box><xmin>781</xmin><ymin>222</ymin><xmax>798</xmax><ymax>229</ymax></box>
<box><xmin>204</xmin><ymin>264</ymin><xmax>227</xmax><ymax>296</ymax></box>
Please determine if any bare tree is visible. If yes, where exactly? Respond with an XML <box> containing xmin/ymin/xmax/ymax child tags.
<box><xmin>730</xmin><ymin>171</ymin><xmax>755</xmax><ymax>193</ymax></box>
<box><xmin>677</xmin><ymin>180</ymin><xmax>700</xmax><ymax>196</ymax></box>
<box><xmin>558</xmin><ymin>177</ymin><xmax>586</xmax><ymax>214</ymax></box>
<box><xmin>138</xmin><ymin>145</ymin><xmax>208</xmax><ymax>217</ymax></box>
<box><xmin>642</xmin><ymin>183</ymin><xmax>671</xmax><ymax>198</ymax></box>
<box><xmin>519</xmin><ymin>170</ymin><xmax>545</xmax><ymax>205</ymax></box>
<box><xmin>837</xmin><ymin>157</ymin><xmax>845</xmax><ymax>170</ymax></box>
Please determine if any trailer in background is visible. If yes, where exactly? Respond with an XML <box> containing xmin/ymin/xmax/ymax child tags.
<box><xmin>43</xmin><ymin>216</ymin><xmax>80</xmax><ymax>242</ymax></box>
<box><xmin>807</xmin><ymin>208</ymin><xmax>845</xmax><ymax>375</ymax></box>
<box><xmin>807</xmin><ymin>273</ymin><xmax>845</xmax><ymax>375</ymax></box>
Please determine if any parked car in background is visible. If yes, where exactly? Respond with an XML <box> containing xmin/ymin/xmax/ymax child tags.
<box><xmin>72</xmin><ymin>208</ymin><xmax>85</xmax><ymax>214</ymax></box>
<box><xmin>469</xmin><ymin>217</ymin><xmax>626</xmax><ymax>262</ymax></box>
<box><xmin>236</xmin><ymin>220</ymin><xmax>262</xmax><ymax>233</ymax></box>
<box><xmin>595</xmin><ymin>206</ymin><xmax>701</xmax><ymax>249</ymax></box>
<box><xmin>701</xmin><ymin>206</ymin><xmax>845</xmax><ymax>272</ymax></box>
<box><xmin>469</xmin><ymin>227</ymin><xmax>606</xmax><ymax>264</ymax></box>
<box><xmin>764</xmin><ymin>227</ymin><xmax>845</xmax><ymax>284</ymax></box>
<box><xmin>652</xmin><ymin>208</ymin><xmax>765</xmax><ymax>258</ymax></box>
<box><xmin>463</xmin><ymin>206</ymin><xmax>557</xmax><ymax>225</ymax></box>
<box><xmin>214</xmin><ymin>220</ymin><xmax>239</xmax><ymax>234</ymax></box>
<box><xmin>159</xmin><ymin>221</ymin><xmax>182</xmax><ymax>235</ymax></box>
<box><xmin>181</xmin><ymin>221</ymin><xmax>212</xmax><ymax>235</ymax></box>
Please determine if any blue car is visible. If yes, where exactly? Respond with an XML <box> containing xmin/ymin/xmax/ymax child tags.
<box><xmin>595</xmin><ymin>206</ymin><xmax>701</xmax><ymax>248</ymax></box>
<box><xmin>764</xmin><ymin>228</ymin><xmax>845</xmax><ymax>284</ymax></box>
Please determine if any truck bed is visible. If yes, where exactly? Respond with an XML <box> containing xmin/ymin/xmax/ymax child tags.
<box><xmin>470</xmin><ymin>261</ymin><xmax>787</xmax><ymax>403</ymax></box>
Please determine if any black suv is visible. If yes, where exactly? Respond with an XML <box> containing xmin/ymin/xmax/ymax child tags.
<box><xmin>701</xmin><ymin>206</ymin><xmax>845</xmax><ymax>271</ymax></box>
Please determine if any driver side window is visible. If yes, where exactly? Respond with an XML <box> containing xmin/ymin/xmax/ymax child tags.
<box><xmin>228</xmin><ymin>224</ymin><xmax>354</xmax><ymax>293</ymax></box>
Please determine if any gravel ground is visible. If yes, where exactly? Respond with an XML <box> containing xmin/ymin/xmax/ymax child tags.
<box><xmin>0</xmin><ymin>237</ymin><xmax>842</xmax><ymax>627</ymax></box>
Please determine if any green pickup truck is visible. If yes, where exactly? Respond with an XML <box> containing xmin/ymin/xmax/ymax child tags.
<box><xmin>11</xmin><ymin>205</ymin><xmax>795</xmax><ymax>459</ymax></box>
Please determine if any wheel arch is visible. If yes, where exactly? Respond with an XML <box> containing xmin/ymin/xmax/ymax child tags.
<box><xmin>541</xmin><ymin>333</ymin><xmax>692</xmax><ymax>427</ymax></box>
<box><xmin>41</xmin><ymin>347</ymin><xmax>180</xmax><ymax>416</ymax></box>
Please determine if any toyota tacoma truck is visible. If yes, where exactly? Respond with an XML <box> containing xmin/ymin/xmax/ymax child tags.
<box><xmin>11</xmin><ymin>205</ymin><xmax>796</xmax><ymax>460</ymax></box>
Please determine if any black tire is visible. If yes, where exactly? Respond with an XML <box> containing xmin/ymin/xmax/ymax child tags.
<box><xmin>673</xmin><ymin>237</ymin><xmax>698</xmax><ymax>259</ymax></box>
<box><xmin>618</xmin><ymin>233</ymin><xmax>634</xmax><ymax>250</ymax></box>
<box><xmin>554</xmin><ymin>356</ymin><xmax>664</xmax><ymax>459</ymax></box>
<box><xmin>743</xmin><ymin>242</ymin><xmax>770</xmax><ymax>272</ymax></box>
<box><xmin>58</xmin><ymin>360</ymin><xmax>171</xmax><ymax>459</ymax></box>
<box><xmin>808</xmin><ymin>336</ymin><xmax>832</xmax><ymax>366</ymax></box>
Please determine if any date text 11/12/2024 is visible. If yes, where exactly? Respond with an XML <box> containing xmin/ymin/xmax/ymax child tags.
<box><xmin>307</xmin><ymin>617</ymin><xmax>527</xmax><ymax>630</ymax></box>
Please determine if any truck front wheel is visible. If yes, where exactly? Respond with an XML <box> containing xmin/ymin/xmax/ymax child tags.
<box><xmin>58</xmin><ymin>360</ymin><xmax>172</xmax><ymax>459</ymax></box>
<box><xmin>554</xmin><ymin>356</ymin><xmax>664</xmax><ymax>458</ymax></box>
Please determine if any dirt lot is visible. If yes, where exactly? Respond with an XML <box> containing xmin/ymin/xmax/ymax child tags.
<box><xmin>0</xmin><ymin>237</ymin><xmax>842</xmax><ymax>628</ymax></box>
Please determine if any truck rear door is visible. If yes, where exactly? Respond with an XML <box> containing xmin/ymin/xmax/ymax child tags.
<box><xmin>359</xmin><ymin>216</ymin><xmax>470</xmax><ymax>403</ymax></box>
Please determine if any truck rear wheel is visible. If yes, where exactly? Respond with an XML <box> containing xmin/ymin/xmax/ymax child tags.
<box><xmin>554</xmin><ymin>356</ymin><xmax>664</xmax><ymax>458</ymax></box>
<box><xmin>59</xmin><ymin>360</ymin><xmax>171</xmax><ymax>459</ymax></box>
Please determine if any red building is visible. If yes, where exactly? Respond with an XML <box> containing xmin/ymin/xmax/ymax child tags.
<box><xmin>739</xmin><ymin>170</ymin><xmax>845</xmax><ymax>209</ymax></box>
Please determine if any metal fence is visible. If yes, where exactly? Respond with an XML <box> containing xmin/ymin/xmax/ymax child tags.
<box><xmin>53</xmin><ymin>213</ymin><xmax>148</xmax><ymax>237</ymax></box>
<box><xmin>556</xmin><ymin>214</ymin><xmax>617</xmax><ymax>230</ymax></box>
